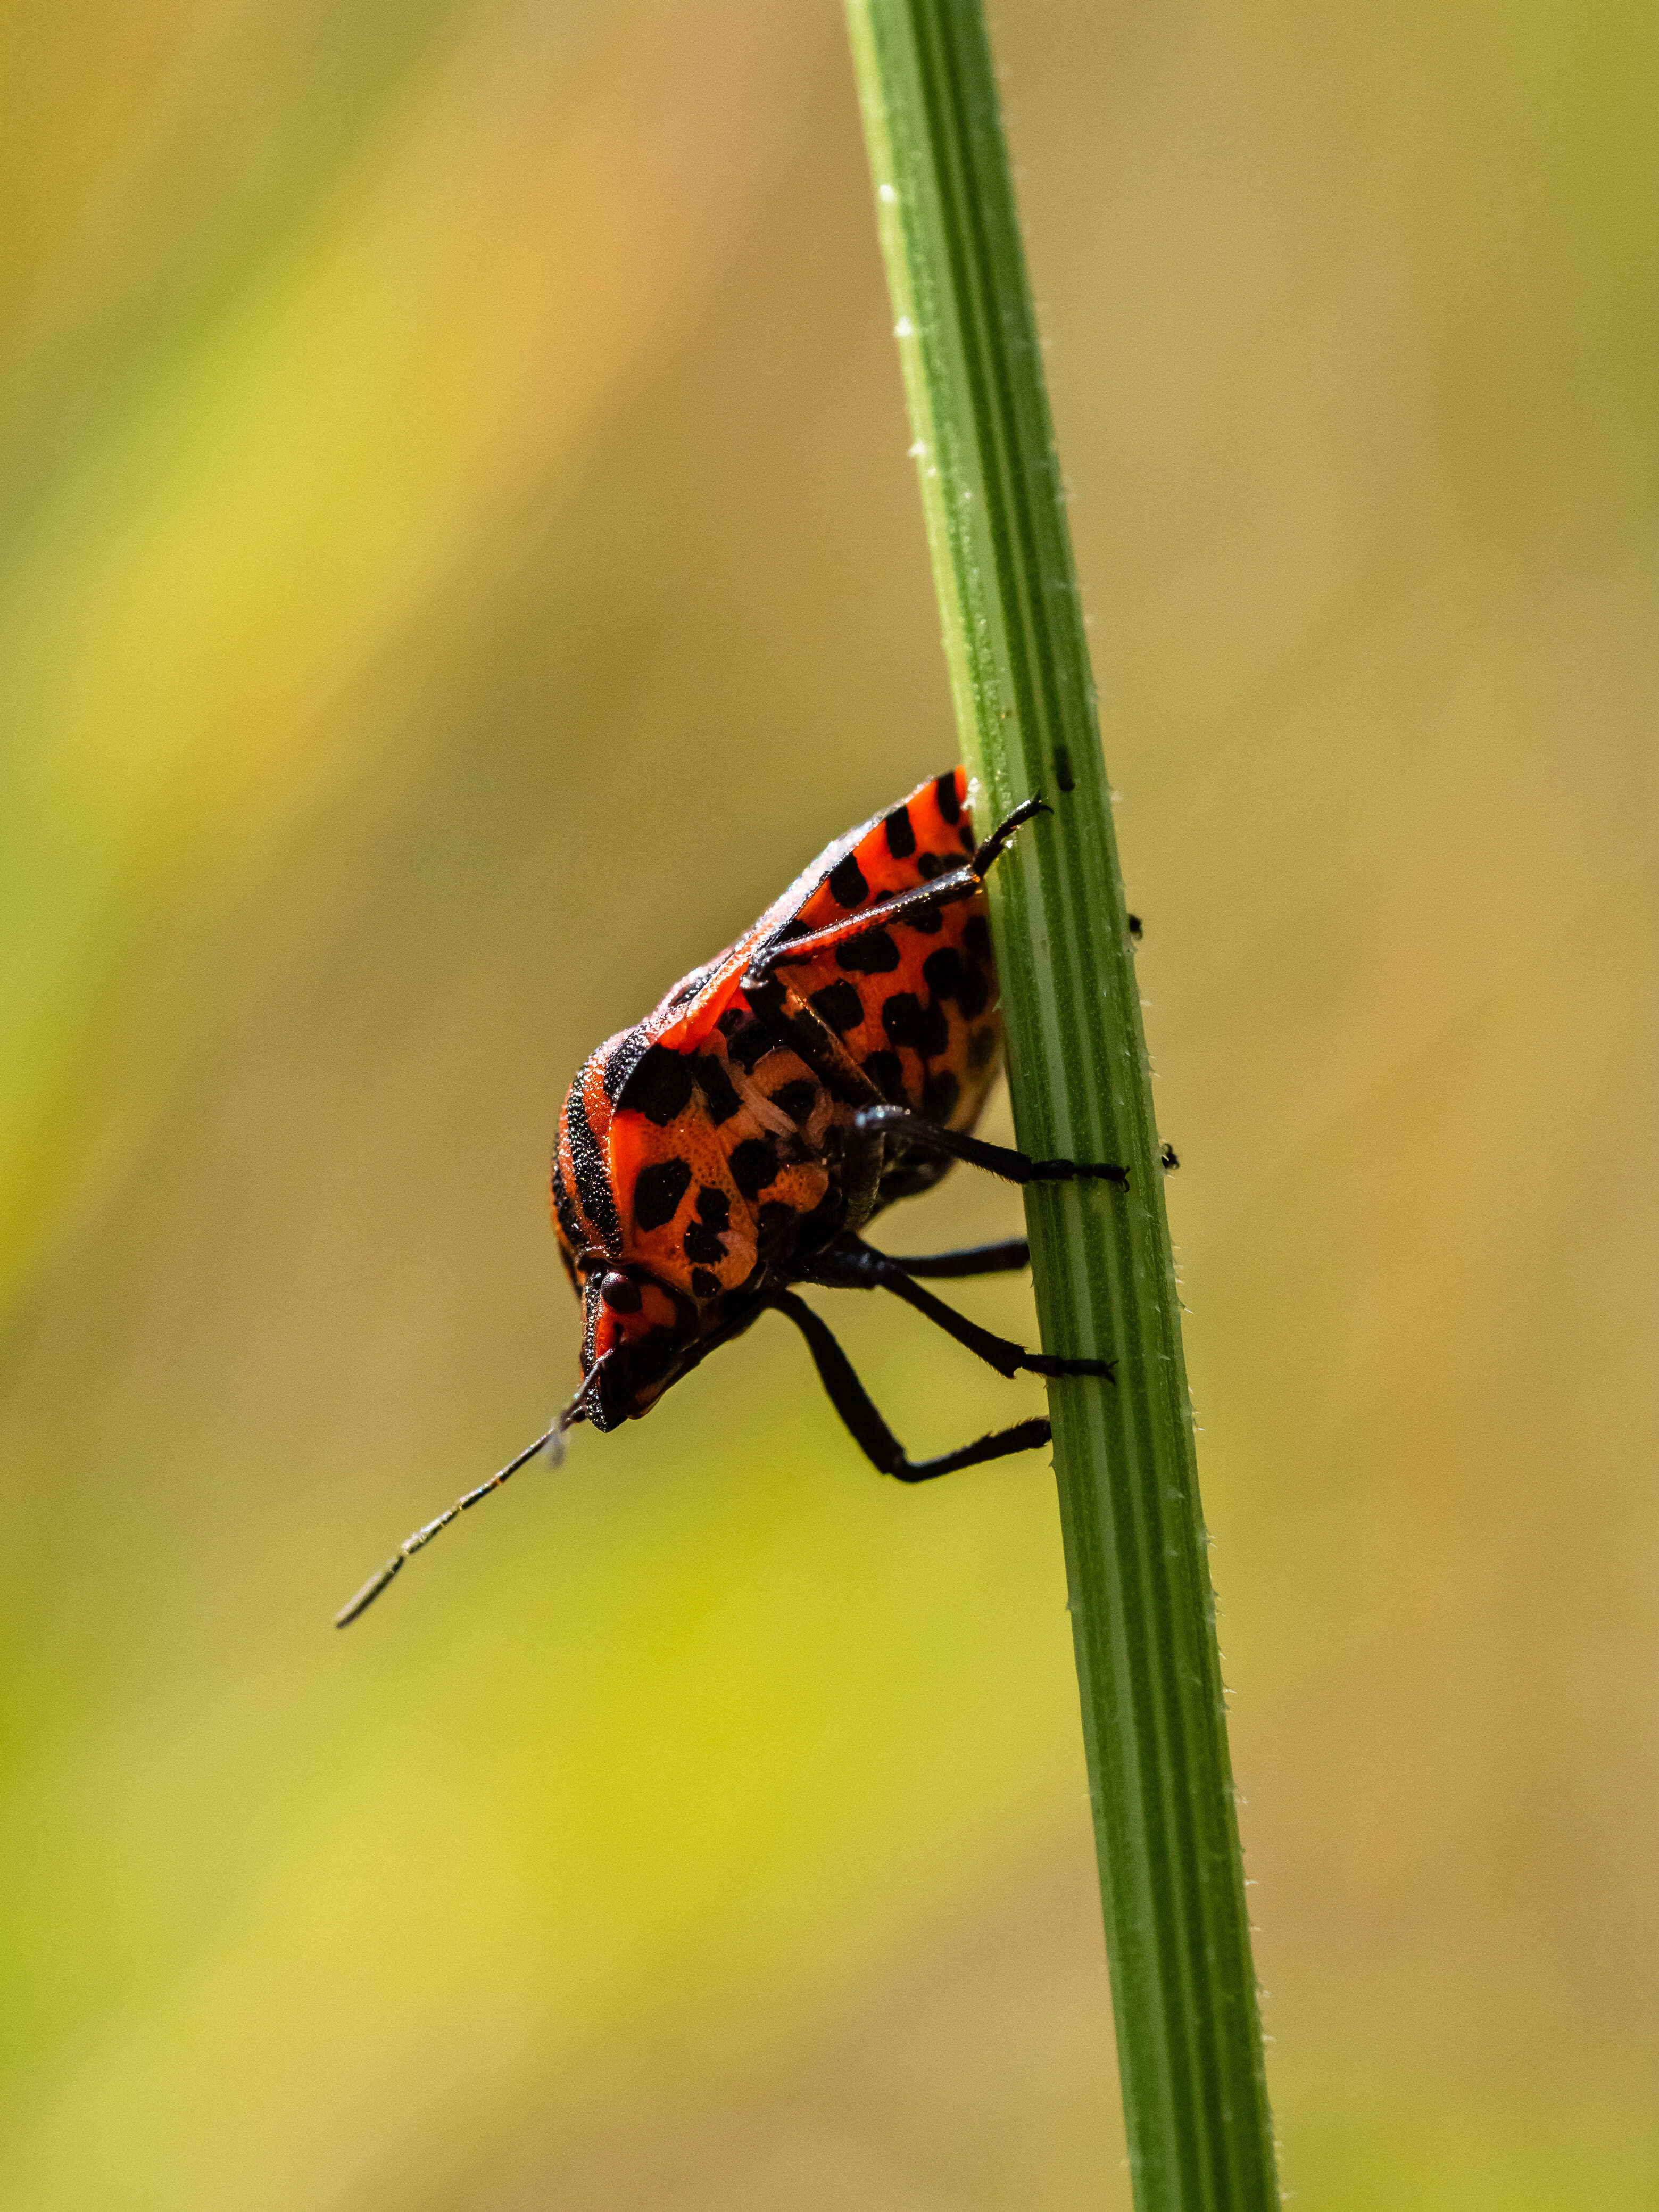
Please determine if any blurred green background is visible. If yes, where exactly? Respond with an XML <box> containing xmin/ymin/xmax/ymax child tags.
<box><xmin>1</xmin><ymin>2</ymin><xmax>1654</xmax><ymax>2205</ymax></box>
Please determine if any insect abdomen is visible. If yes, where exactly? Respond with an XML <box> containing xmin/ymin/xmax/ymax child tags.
<box><xmin>773</xmin><ymin>768</ymin><xmax>1002</xmax><ymax>1149</ymax></box>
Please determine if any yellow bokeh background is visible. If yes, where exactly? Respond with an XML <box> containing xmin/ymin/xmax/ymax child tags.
<box><xmin>1</xmin><ymin>3</ymin><xmax>1653</xmax><ymax>2205</ymax></box>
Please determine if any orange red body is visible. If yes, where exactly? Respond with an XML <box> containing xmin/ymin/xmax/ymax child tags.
<box><xmin>551</xmin><ymin>768</ymin><xmax>1002</xmax><ymax>1428</ymax></box>
<box><xmin>335</xmin><ymin>768</ymin><xmax>1128</xmax><ymax>1628</ymax></box>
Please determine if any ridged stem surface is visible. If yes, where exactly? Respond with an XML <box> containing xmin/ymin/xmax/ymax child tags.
<box><xmin>844</xmin><ymin>5</ymin><xmax>1280</xmax><ymax>2205</ymax></box>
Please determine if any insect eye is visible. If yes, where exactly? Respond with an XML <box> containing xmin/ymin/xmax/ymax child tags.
<box><xmin>599</xmin><ymin>1271</ymin><xmax>643</xmax><ymax>1313</ymax></box>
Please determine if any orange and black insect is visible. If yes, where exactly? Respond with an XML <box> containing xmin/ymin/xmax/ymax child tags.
<box><xmin>337</xmin><ymin>769</ymin><xmax>1125</xmax><ymax>1625</ymax></box>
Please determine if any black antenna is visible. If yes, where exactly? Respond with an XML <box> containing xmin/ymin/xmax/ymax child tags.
<box><xmin>335</xmin><ymin>1413</ymin><xmax>576</xmax><ymax>1628</ymax></box>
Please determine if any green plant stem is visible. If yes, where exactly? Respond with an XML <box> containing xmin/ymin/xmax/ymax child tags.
<box><xmin>843</xmin><ymin>5</ymin><xmax>1279</xmax><ymax>2206</ymax></box>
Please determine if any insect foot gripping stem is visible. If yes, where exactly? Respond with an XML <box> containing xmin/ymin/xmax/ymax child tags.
<box><xmin>772</xmin><ymin>1290</ymin><xmax>1060</xmax><ymax>1484</ymax></box>
<box><xmin>345</xmin><ymin>767</ymin><xmax>1116</xmax><ymax>1618</ymax></box>
<box><xmin>743</xmin><ymin>790</ymin><xmax>1049</xmax><ymax>983</ymax></box>
<box><xmin>966</xmin><ymin>793</ymin><xmax>1049</xmax><ymax>877</ymax></box>
<box><xmin>850</xmin><ymin>1104</ymin><xmax>1128</xmax><ymax>1188</ymax></box>
<box><xmin>802</xmin><ymin>1240</ymin><xmax>1115</xmax><ymax>1384</ymax></box>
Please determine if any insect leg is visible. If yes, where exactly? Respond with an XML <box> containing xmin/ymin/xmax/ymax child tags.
<box><xmin>772</xmin><ymin>1290</ymin><xmax>1053</xmax><ymax>1483</ymax></box>
<box><xmin>850</xmin><ymin>1104</ymin><xmax>1128</xmax><ymax>1187</ymax></box>
<box><xmin>863</xmin><ymin>1237</ymin><xmax>1031</xmax><ymax>1278</ymax></box>
<box><xmin>745</xmin><ymin>872</ymin><xmax>978</xmax><ymax>978</ymax></box>
<box><xmin>966</xmin><ymin>793</ymin><xmax>1049</xmax><ymax>874</ymax></box>
<box><xmin>803</xmin><ymin>1246</ymin><xmax>1113</xmax><ymax>1381</ymax></box>
<box><xmin>746</xmin><ymin>796</ymin><xmax>1051</xmax><ymax>981</ymax></box>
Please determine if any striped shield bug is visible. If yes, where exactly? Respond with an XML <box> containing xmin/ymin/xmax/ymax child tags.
<box><xmin>337</xmin><ymin>769</ymin><xmax>1125</xmax><ymax>1624</ymax></box>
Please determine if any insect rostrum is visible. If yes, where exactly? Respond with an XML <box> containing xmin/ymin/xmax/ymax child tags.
<box><xmin>336</xmin><ymin>768</ymin><xmax>1125</xmax><ymax>1625</ymax></box>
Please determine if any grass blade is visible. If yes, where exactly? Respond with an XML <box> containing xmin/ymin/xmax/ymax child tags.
<box><xmin>843</xmin><ymin>5</ymin><xmax>1281</xmax><ymax>2203</ymax></box>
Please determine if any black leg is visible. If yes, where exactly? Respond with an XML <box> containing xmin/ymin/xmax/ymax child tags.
<box><xmin>746</xmin><ymin>869</ymin><xmax>978</xmax><ymax>979</ymax></box>
<box><xmin>967</xmin><ymin>793</ymin><xmax>1049</xmax><ymax>874</ymax></box>
<box><xmin>772</xmin><ymin>1291</ymin><xmax>1053</xmax><ymax>1484</ymax></box>
<box><xmin>875</xmin><ymin>1270</ymin><xmax>1114</xmax><ymax>1381</ymax></box>
<box><xmin>804</xmin><ymin>1242</ymin><xmax>1113</xmax><ymax>1383</ymax></box>
<box><xmin>746</xmin><ymin>794</ymin><xmax>1050</xmax><ymax>982</ymax></box>
<box><xmin>865</xmin><ymin>1237</ymin><xmax>1031</xmax><ymax>1279</ymax></box>
<box><xmin>852</xmin><ymin>1103</ymin><xmax>1128</xmax><ymax>1188</ymax></box>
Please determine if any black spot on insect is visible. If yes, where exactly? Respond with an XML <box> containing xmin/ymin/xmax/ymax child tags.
<box><xmin>958</xmin><ymin>824</ymin><xmax>974</xmax><ymax>852</ymax></box>
<box><xmin>690</xmin><ymin>1266</ymin><xmax>722</xmax><ymax>1300</ymax></box>
<box><xmin>883</xmin><ymin>805</ymin><xmax>916</xmax><ymax>859</ymax></box>
<box><xmin>922</xmin><ymin>947</ymin><xmax>964</xmax><ymax>1002</ymax></box>
<box><xmin>1129</xmin><ymin>913</ymin><xmax>1143</xmax><ymax>942</ymax></box>
<box><xmin>964</xmin><ymin>914</ymin><xmax>992</xmax><ymax>966</ymax></box>
<box><xmin>729</xmin><ymin>1138</ymin><xmax>779</xmax><ymax>1200</ymax></box>
<box><xmin>904</xmin><ymin>904</ymin><xmax>944</xmax><ymax>934</ymax></box>
<box><xmin>810</xmin><ymin>980</ymin><xmax>864</xmax><ymax>1032</ymax></box>
<box><xmin>634</xmin><ymin>1157</ymin><xmax>692</xmax><ymax>1232</ymax></box>
<box><xmin>785</xmin><ymin>1007</ymin><xmax>836</xmax><ymax>1063</ymax></box>
<box><xmin>923</xmin><ymin>1069</ymin><xmax>960</xmax><ymax>1123</ymax></box>
<box><xmin>956</xmin><ymin>964</ymin><xmax>989</xmax><ymax>1020</ymax></box>
<box><xmin>696</xmin><ymin>1187</ymin><xmax>731</xmax><ymax>1230</ymax></box>
<box><xmin>862</xmin><ymin>1049</ymin><xmax>903</xmax><ymax>1099</ymax></box>
<box><xmin>1160</xmin><ymin>1141</ymin><xmax>1180</xmax><ymax>1172</ymax></box>
<box><xmin>1053</xmin><ymin>743</ymin><xmax>1075</xmax><ymax>794</ymax></box>
<box><xmin>968</xmin><ymin>1024</ymin><xmax>998</xmax><ymax>1073</ymax></box>
<box><xmin>880</xmin><ymin>993</ymin><xmax>922</xmax><ymax>1049</ymax></box>
<box><xmin>566</xmin><ymin>1081</ymin><xmax>621</xmax><ymax>1250</ymax></box>
<box><xmin>835</xmin><ymin>927</ymin><xmax>899</xmax><ymax>975</ymax></box>
<box><xmin>934</xmin><ymin>771</ymin><xmax>961</xmax><ymax>824</ymax></box>
<box><xmin>615</xmin><ymin>1043</ymin><xmax>694</xmax><ymax>1126</ymax></box>
<box><xmin>684</xmin><ymin>1219</ymin><xmax>725</xmax><ymax>1266</ymax></box>
<box><xmin>917</xmin><ymin>851</ymin><xmax>944</xmax><ymax>880</ymax></box>
<box><xmin>882</xmin><ymin>993</ymin><xmax>949</xmax><ymax>1057</ymax></box>
<box><xmin>600</xmin><ymin>1271</ymin><xmax>642</xmax><ymax>1312</ymax></box>
<box><xmin>828</xmin><ymin>854</ymin><xmax>869</xmax><ymax>908</ymax></box>
<box><xmin>773</xmin><ymin>1079</ymin><xmax>819</xmax><ymax>1122</ymax></box>
<box><xmin>723</xmin><ymin>1016</ymin><xmax>774</xmax><ymax>1073</ymax></box>
<box><xmin>693</xmin><ymin>1054</ymin><xmax>741</xmax><ymax>1125</ymax></box>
